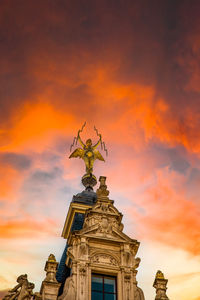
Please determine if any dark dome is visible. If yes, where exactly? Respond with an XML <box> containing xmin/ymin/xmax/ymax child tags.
<box><xmin>72</xmin><ymin>188</ymin><xmax>97</xmax><ymax>205</ymax></box>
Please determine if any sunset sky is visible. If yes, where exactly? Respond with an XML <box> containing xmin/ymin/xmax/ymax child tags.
<box><xmin>0</xmin><ymin>1</ymin><xmax>200</xmax><ymax>299</ymax></box>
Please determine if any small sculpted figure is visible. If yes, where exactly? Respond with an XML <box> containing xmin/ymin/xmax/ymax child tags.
<box><xmin>69</xmin><ymin>129</ymin><xmax>105</xmax><ymax>175</ymax></box>
<box><xmin>3</xmin><ymin>274</ymin><xmax>34</xmax><ymax>300</ymax></box>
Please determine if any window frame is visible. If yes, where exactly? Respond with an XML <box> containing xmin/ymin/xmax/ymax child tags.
<box><xmin>91</xmin><ymin>273</ymin><xmax>118</xmax><ymax>300</ymax></box>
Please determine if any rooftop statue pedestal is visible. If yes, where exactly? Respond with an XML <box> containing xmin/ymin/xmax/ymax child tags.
<box><xmin>40</xmin><ymin>255</ymin><xmax>61</xmax><ymax>300</ymax></box>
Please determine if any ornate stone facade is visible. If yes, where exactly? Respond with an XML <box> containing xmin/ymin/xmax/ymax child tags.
<box><xmin>58</xmin><ymin>176</ymin><xmax>145</xmax><ymax>300</ymax></box>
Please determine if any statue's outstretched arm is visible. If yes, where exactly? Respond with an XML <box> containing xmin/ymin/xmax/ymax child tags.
<box><xmin>10</xmin><ymin>291</ymin><xmax>20</xmax><ymax>300</ymax></box>
<box><xmin>10</xmin><ymin>283</ymin><xmax>21</xmax><ymax>292</ymax></box>
<box><xmin>93</xmin><ymin>135</ymin><xmax>101</xmax><ymax>149</ymax></box>
<box><xmin>77</xmin><ymin>131</ymin><xmax>85</xmax><ymax>148</ymax></box>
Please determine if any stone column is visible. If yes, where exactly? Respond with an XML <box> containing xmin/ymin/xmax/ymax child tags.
<box><xmin>40</xmin><ymin>254</ymin><xmax>61</xmax><ymax>300</ymax></box>
<box><xmin>153</xmin><ymin>270</ymin><xmax>169</xmax><ymax>300</ymax></box>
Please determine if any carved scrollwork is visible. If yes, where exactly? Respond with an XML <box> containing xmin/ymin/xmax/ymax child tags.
<box><xmin>91</xmin><ymin>254</ymin><xmax>118</xmax><ymax>266</ymax></box>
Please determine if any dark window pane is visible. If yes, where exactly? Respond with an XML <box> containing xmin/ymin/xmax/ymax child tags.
<box><xmin>104</xmin><ymin>277</ymin><xmax>116</xmax><ymax>293</ymax></box>
<box><xmin>92</xmin><ymin>275</ymin><xmax>103</xmax><ymax>292</ymax></box>
<box><xmin>105</xmin><ymin>294</ymin><xmax>116</xmax><ymax>300</ymax></box>
<box><xmin>92</xmin><ymin>291</ymin><xmax>103</xmax><ymax>300</ymax></box>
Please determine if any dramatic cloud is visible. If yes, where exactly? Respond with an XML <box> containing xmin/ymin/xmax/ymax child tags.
<box><xmin>0</xmin><ymin>152</ymin><xmax>32</xmax><ymax>170</ymax></box>
<box><xmin>0</xmin><ymin>1</ymin><xmax>200</xmax><ymax>299</ymax></box>
<box><xmin>0</xmin><ymin>218</ymin><xmax>57</xmax><ymax>239</ymax></box>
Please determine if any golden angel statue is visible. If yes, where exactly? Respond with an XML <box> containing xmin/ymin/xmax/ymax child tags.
<box><xmin>69</xmin><ymin>124</ymin><xmax>106</xmax><ymax>175</ymax></box>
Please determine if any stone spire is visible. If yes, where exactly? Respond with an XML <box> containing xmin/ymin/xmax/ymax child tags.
<box><xmin>153</xmin><ymin>270</ymin><xmax>169</xmax><ymax>300</ymax></box>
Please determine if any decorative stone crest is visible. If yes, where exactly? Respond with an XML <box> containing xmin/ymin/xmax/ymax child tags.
<box><xmin>97</xmin><ymin>216</ymin><xmax>113</xmax><ymax>235</ymax></box>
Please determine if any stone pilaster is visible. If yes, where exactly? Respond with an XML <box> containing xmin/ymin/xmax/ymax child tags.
<box><xmin>40</xmin><ymin>254</ymin><xmax>61</xmax><ymax>300</ymax></box>
<box><xmin>153</xmin><ymin>270</ymin><xmax>169</xmax><ymax>300</ymax></box>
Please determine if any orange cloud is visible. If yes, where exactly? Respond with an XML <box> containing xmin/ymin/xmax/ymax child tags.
<box><xmin>0</xmin><ymin>218</ymin><xmax>58</xmax><ymax>239</ymax></box>
<box><xmin>0</xmin><ymin>53</ymin><xmax>200</xmax><ymax>159</ymax></box>
<box><xmin>0</xmin><ymin>166</ymin><xmax>22</xmax><ymax>199</ymax></box>
<box><xmin>169</xmin><ymin>272</ymin><xmax>200</xmax><ymax>285</ymax></box>
<box><xmin>134</xmin><ymin>169</ymin><xmax>200</xmax><ymax>255</ymax></box>
<box><xmin>0</xmin><ymin>102</ymin><xmax>78</xmax><ymax>152</ymax></box>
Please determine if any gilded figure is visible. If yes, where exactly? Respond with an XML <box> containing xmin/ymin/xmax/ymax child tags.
<box><xmin>69</xmin><ymin>124</ymin><xmax>106</xmax><ymax>175</ymax></box>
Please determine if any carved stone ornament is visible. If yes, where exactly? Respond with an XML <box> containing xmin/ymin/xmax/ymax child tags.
<box><xmin>79</xmin><ymin>264</ymin><xmax>87</xmax><ymax>275</ymax></box>
<box><xmin>123</xmin><ymin>251</ymin><xmax>131</xmax><ymax>266</ymax></box>
<box><xmin>134</xmin><ymin>257</ymin><xmax>141</xmax><ymax>269</ymax></box>
<box><xmin>91</xmin><ymin>254</ymin><xmax>118</xmax><ymax>266</ymax></box>
<box><xmin>79</xmin><ymin>242</ymin><xmax>87</xmax><ymax>256</ymax></box>
<box><xmin>96</xmin><ymin>176</ymin><xmax>110</xmax><ymax>197</ymax></box>
<box><xmin>48</xmin><ymin>253</ymin><xmax>56</xmax><ymax>262</ymax></box>
<box><xmin>44</xmin><ymin>255</ymin><xmax>58</xmax><ymax>283</ymax></box>
<box><xmin>124</xmin><ymin>274</ymin><xmax>131</xmax><ymax>281</ymax></box>
<box><xmin>58</xmin><ymin>276</ymin><xmax>75</xmax><ymax>300</ymax></box>
<box><xmin>3</xmin><ymin>274</ymin><xmax>35</xmax><ymax>300</ymax></box>
<box><xmin>97</xmin><ymin>216</ymin><xmax>113</xmax><ymax>235</ymax></box>
<box><xmin>156</xmin><ymin>270</ymin><xmax>165</xmax><ymax>279</ymax></box>
<box><xmin>134</xmin><ymin>286</ymin><xmax>145</xmax><ymax>300</ymax></box>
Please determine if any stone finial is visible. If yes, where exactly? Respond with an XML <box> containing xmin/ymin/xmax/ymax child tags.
<box><xmin>40</xmin><ymin>254</ymin><xmax>61</xmax><ymax>300</ymax></box>
<box><xmin>156</xmin><ymin>270</ymin><xmax>165</xmax><ymax>279</ymax></box>
<box><xmin>96</xmin><ymin>176</ymin><xmax>109</xmax><ymax>198</ymax></box>
<box><xmin>2</xmin><ymin>274</ymin><xmax>35</xmax><ymax>300</ymax></box>
<box><xmin>48</xmin><ymin>253</ymin><xmax>56</xmax><ymax>262</ymax></box>
<box><xmin>44</xmin><ymin>254</ymin><xmax>59</xmax><ymax>283</ymax></box>
<box><xmin>153</xmin><ymin>270</ymin><xmax>169</xmax><ymax>300</ymax></box>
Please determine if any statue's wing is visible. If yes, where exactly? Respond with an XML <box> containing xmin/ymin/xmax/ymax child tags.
<box><xmin>69</xmin><ymin>148</ymin><xmax>84</xmax><ymax>159</ymax></box>
<box><xmin>93</xmin><ymin>149</ymin><xmax>105</xmax><ymax>161</ymax></box>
